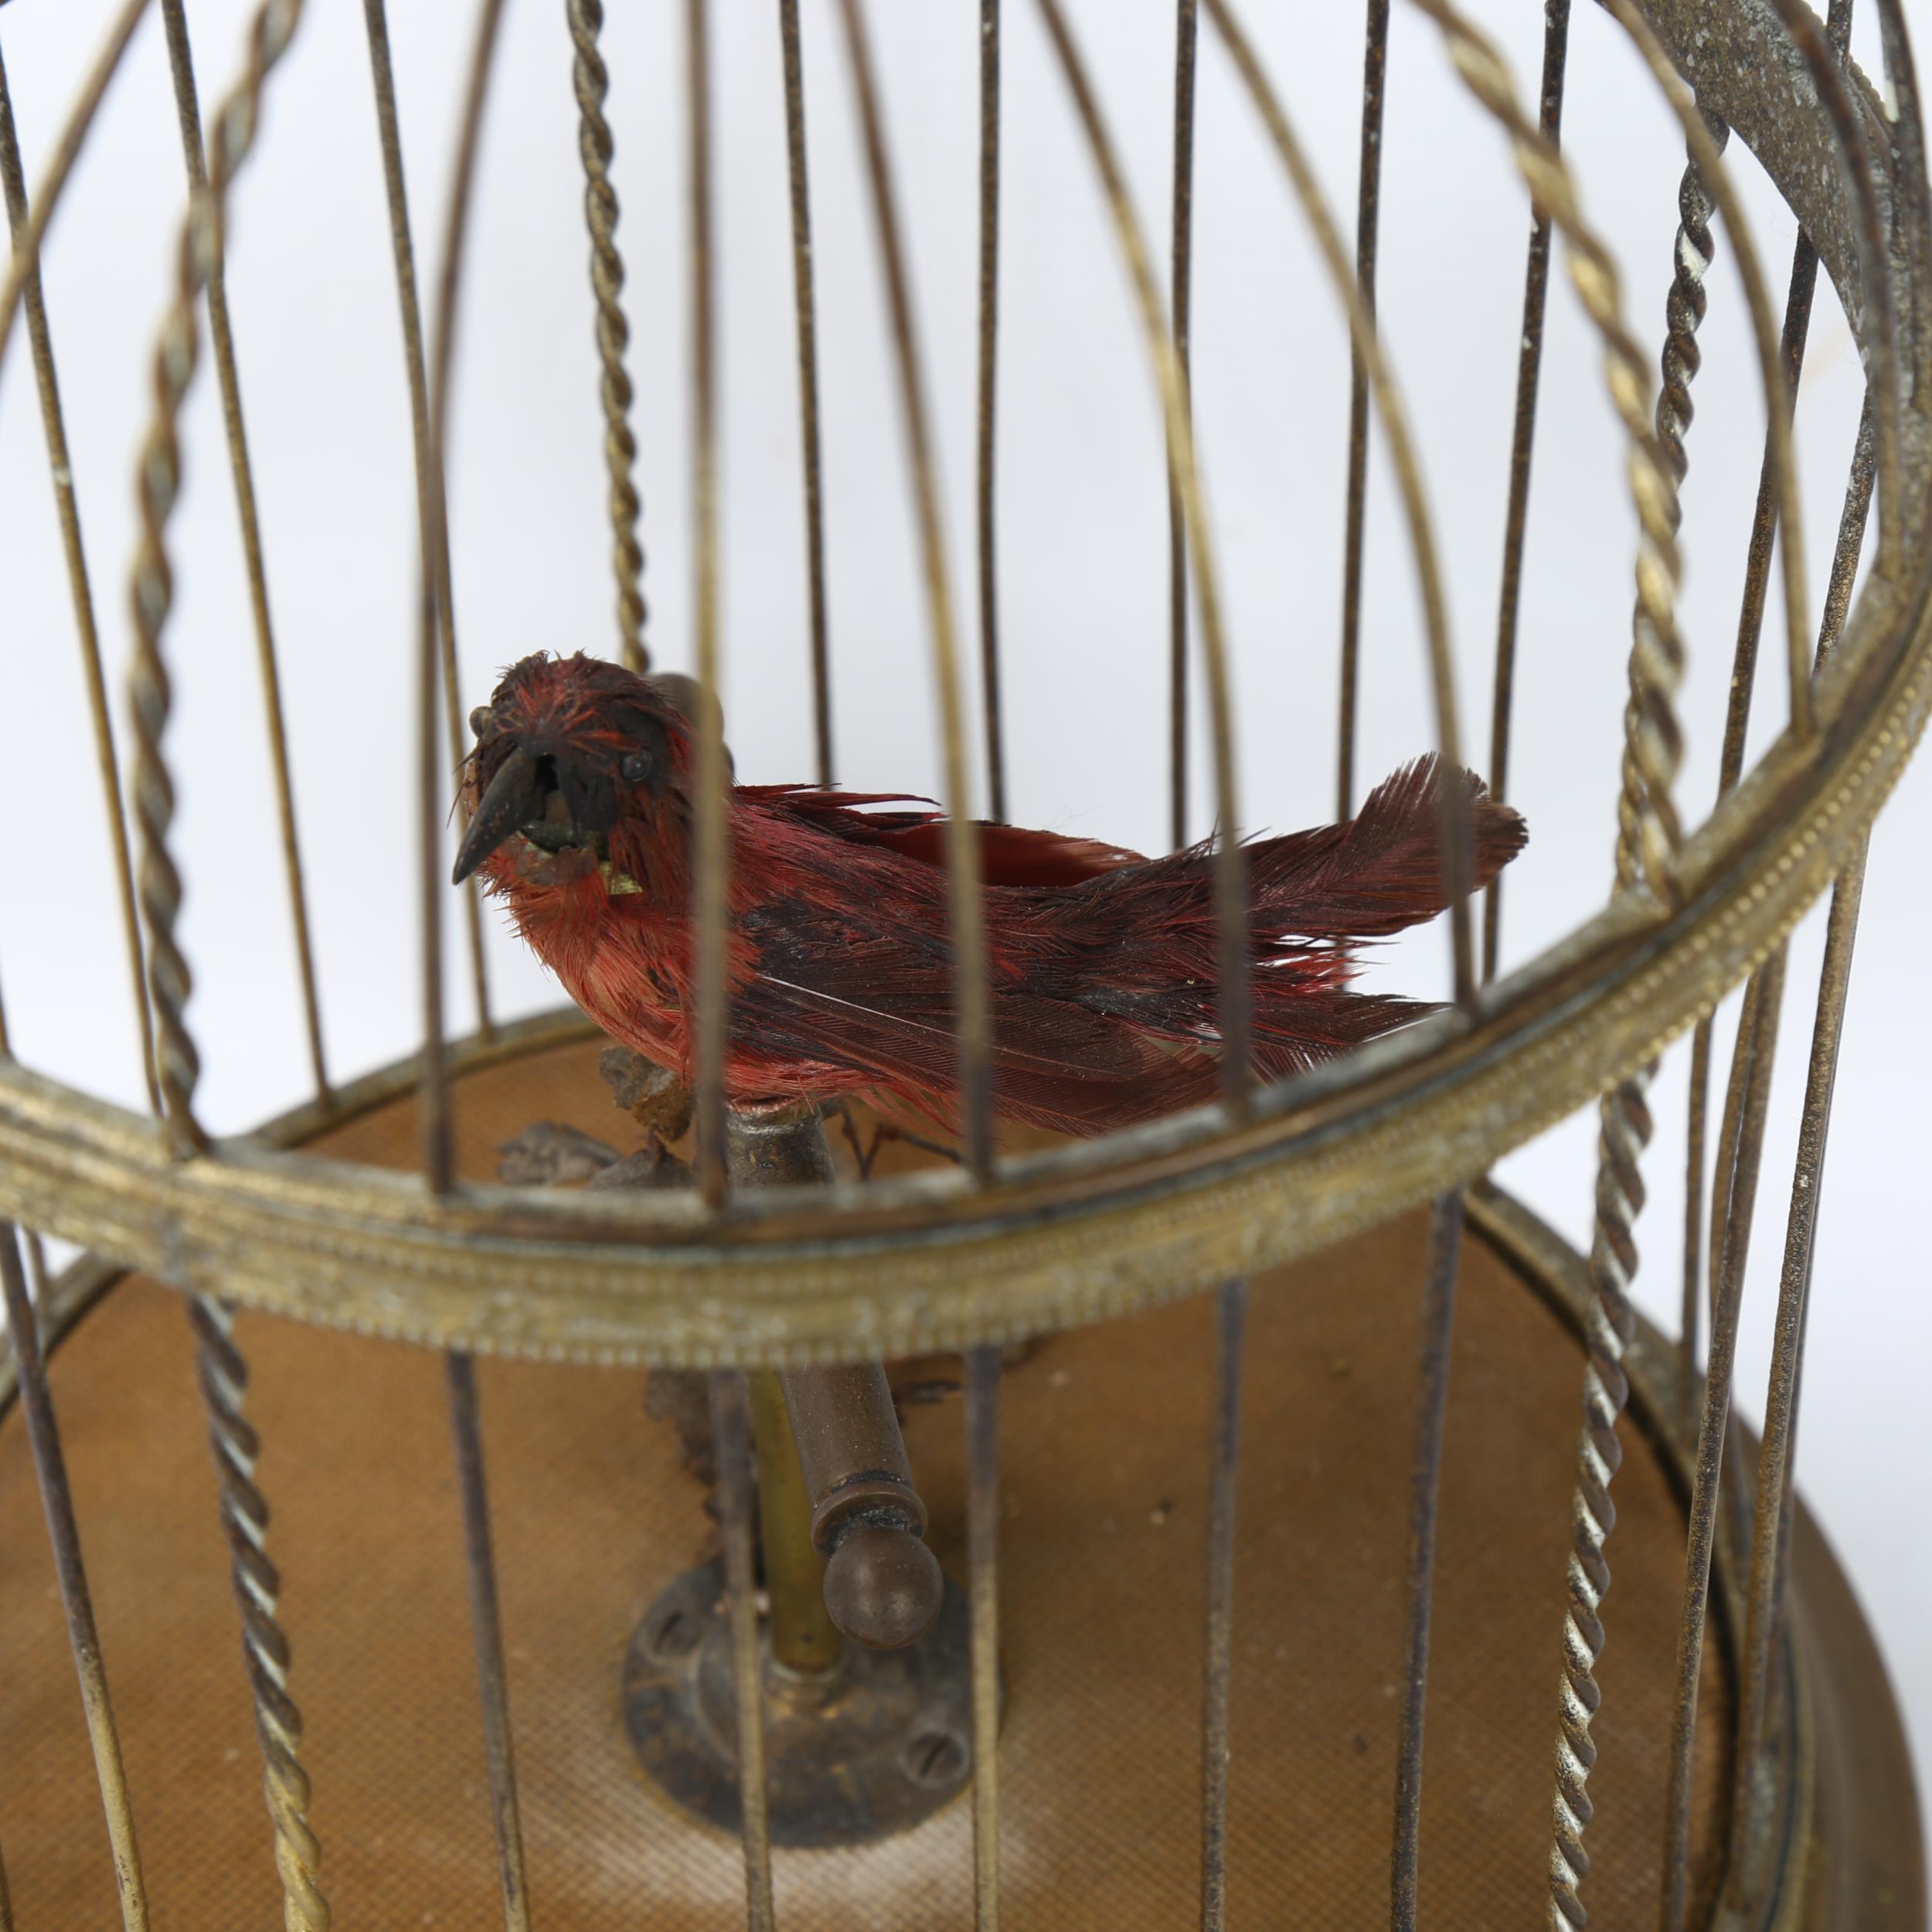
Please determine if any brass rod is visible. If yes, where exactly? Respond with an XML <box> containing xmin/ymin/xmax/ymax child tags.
<box><xmin>0</xmin><ymin>0</ymin><xmax>153</xmax><ymax>393</ymax></box>
<box><xmin>412</xmin><ymin>0</ymin><xmax>512</xmax><ymax>1194</ymax></box>
<box><xmin>0</xmin><ymin>1221</ymin><xmax>152</xmax><ymax>1932</ymax></box>
<box><xmin>445</xmin><ymin>1353</ymin><xmax>534</xmax><ymax>1932</ymax></box>
<box><xmin>0</xmin><ymin>39</ymin><xmax>159</xmax><ymax>1114</ymax></box>
<box><xmin>359</xmin><ymin>0</ymin><xmax>495</xmax><ymax>1097</ymax></box>
<box><xmin>568</xmin><ymin>0</ymin><xmax>648</xmax><ymax>673</ymax></box>
<box><xmin>975</xmin><ymin>0</ymin><xmax>1003</xmax><ymax>821</ymax></box>
<box><xmin>128</xmin><ymin>0</ymin><xmax>313</xmax><ymax>1160</ymax></box>
<box><xmin>712</xmin><ymin>1372</ymin><xmax>777</xmax><ymax>1931</ymax></box>
<box><xmin>688</xmin><ymin>0</ymin><xmax>730</xmax><ymax>1206</ymax></box>
<box><xmin>0</xmin><ymin>1828</ymin><xmax>13</xmax><ymax>1932</ymax></box>
<box><xmin>157</xmin><ymin>0</ymin><xmax>331</xmax><ymax>1104</ymax></box>
<box><xmin>1033</xmin><ymin>0</ymin><xmax>1251</xmax><ymax>1104</ymax></box>
<box><xmin>1201</xmin><ymin>0</ymin><xmax>1478</xmax><ymax>1014</ymax></box>
<box><xmin>1167</xmin><ymin>0</ymin><xmax>1197</xmax><ymax>849</ymax></box>
<box><xmin>1389</xmin><ymin>1192</ymin><xmax>1464</xmax><ymax>1932</ymax></box>
<box><xmin>188</xmin><ymin>1293</ymin><xmax>328</xmax><ymax>1930</ymax></box>
<box><xmin>780</xmin><ymin>0</ymin><xmax>835</xmax><ymax>787</ymax></box>
<box><xmin>0</xmin><ymin>995</ymin><xmax>49</xmax><ymax>1315</ymax></box>
<box><xmin>967</xmin><ymin>1345</ymin><xmax>1002</xmax><ymax>1932</ymax></box>
<box><xmin>1481</xmin><ymin>0</ymin><xmax>1570</xmax><ymax>985</ymax></box>
<box><xmin>835</xmin><ymin>0</ymin><xmax>996</xmax><ymax>1171</ymax></box>
<box><xmin>1726</xmin><ymin>389</ymin><xmax>1876</xmax><ymax>1916</ymax></box>
<box><xmin>747</xmin><ymin>1369</ymin><xmax>841</xmax><ymax>1675</ymax></box>
<box><xmin>1335</xmin><ymin>0</ymin><xmax>1388</xmax><ymax>825</ymax></box>
<box><xmin>1658</xmin><ymin>947</ymin><xmax>1787</xmax><ymax>1932</ymax></box>
<box><xmin>1677</xmin><ymin>0</ymin><xmax>1845</xmax><ymax>1423</ymax></box>
<box><xmin>1199</xmin><ymin>1278</ymin><xmax>1247</xmax><ymax>1932</ymax></box>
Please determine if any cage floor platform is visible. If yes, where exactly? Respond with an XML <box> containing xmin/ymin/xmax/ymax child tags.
<box><xmin>0</xmin><ymin>1036</ymin><xmax>1915</xmax><ymax>1928</ymax></box>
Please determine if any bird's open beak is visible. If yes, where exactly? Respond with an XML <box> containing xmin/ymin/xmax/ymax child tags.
<box><xmin>452</xmin><ymin>745</ymin><xmax>543</xmax><ymax>884</ymax></box>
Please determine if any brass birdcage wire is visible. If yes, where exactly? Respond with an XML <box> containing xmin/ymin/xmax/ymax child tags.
<box><xmin>0</xmin><ymin>1</ymin><xmax>1927</xmax><ymax>1929</ymax></box>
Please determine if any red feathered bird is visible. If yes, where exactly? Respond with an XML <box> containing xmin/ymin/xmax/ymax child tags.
<box><xmin>453</xmin><ymin>653</ymin><xmax>1526</xmax><ymax>1137</ymax></box>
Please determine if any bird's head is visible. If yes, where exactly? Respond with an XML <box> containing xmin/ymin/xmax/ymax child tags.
<box><xmin>452</xmin><ymin>653</ymin><xmax>703</xmax><ymax>886</ymax></box>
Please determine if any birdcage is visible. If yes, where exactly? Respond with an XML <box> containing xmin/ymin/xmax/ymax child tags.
<box><xmin>0</xmin><ymin>0</ymin><xmax>1925</xmax><ymax>1927</ymax></box>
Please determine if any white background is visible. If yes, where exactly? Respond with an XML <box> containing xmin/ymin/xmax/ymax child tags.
<box><xmin>2</xmin><ymin>0</ymin><xmax>1927</xmax><ymax>1860</ymax></box>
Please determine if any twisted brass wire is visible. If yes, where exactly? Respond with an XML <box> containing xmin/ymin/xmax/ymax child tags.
<box><xmin>568</xmin><ymin>0</ymin><xmax>647</xmax><ymax>673</ymax></box>
<box><xmin>189</xmin><ymin>1295</ymin><xmax>328</xmax><ymax>1930</ymax></box>
<box><xmin>1653</xmin><ymin>137</ymin><xmax>1723</xmax><ymax>499</ymax></box>
<box><xmin>127</xmin><ymin>0</ymin><xmax>307</xmax><ymax>1157</ymax></box>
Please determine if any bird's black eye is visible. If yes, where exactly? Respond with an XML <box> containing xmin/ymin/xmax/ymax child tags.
<box><xmin>469</xmin><ymin>706</ymin><xmax>494</xmax><ymax>739</ymax></box>
<box><xmin>621</xmin><ymin>749</ymin><xmax>655</xmax><ymax>784</ymax></box>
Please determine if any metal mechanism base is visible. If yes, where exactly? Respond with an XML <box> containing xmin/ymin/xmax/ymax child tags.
<box><xmin>623</xmin><ymin>1558</ymin><xmax>982</xmax><ymax>1849</ymax></box>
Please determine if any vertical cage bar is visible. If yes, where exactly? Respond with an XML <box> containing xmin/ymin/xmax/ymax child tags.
<box><xmin>1678</xmin><ymin>0</ymin><xmax>1847</xmax><ymax>1420</ymax></box>
<box><xmin>445</xmin><ymin>1354</ymin><xmax>533</xmax><ymax>1932</ymax></box>
<box><xmin>189</xmin><ymin>1294</ymin><xmax>328</xmax><ymax>1931</ymax></box>
<box><xmin>1389</xmin><ymin>1192</ymin><xmax>1465</xmax><ymax>1932</ymax></box>
<box><xmin>1726</xmin><ymin>393</ymin><xmax>1876</xmax><ymax>1914</ymax></box>
<box><xmin>361</xmin><ymin>0</ymin><xmax>498</xmax><ymax>1066</ymax></box>
<box><xmin>1039</xmin><ymin>0</ymin><xmax>1253</xmax><ymax>1099</ymax></box>
<box><xmin>0</xmin><ymin>38</ymin><xmax>159</xmax><ymax>1114</ymax></box>
<box><xmin>1481</xmin><ymin>0</ymin><xmax>1571</xmax><ymax>984</ymax></box>
<box><xmin>1658</xmin><ymin>950</ymin><xmax>1787</xmax><ymax>1932</ymax></box>
<box><xmin>567</xmin><ymin>0</ymin><xmax>648</xmax><ymax>674</ymax></box>
<box><xmin>1335</xmin><ymin>0</ymin><xmax>1389</xmax><ymax>823</ymax></box>
<box><xmin>410</xmin><ymin>0</ymin><xmax>511</xmax><ymax>1192</ymax></box>
<box><xmin>967</xmin><ymin>1344</ymin><xmax>1002</xmax><ymax>1931</ymax></box>
<box><xmin>1200</xmin><ymin>0</ymin><xmax>1476</xmax><ymax>1014</ymax></box>
<box><xmin>779</xmin><ymin>0</ymin><xmax>835</xmax><ymax>788</ymax></box>
<box><xmin>0</xmin><ymin>1222</ymin><xmax>151</xmax><ymax>1932</ymax></box>
<box><xmin>975</xmin><ymin>0</ymin><xmax>1004</xmax><ymax>821</ymax></box>
<box><xmin>156</xmin><ymin>0</ymin><xmax>330</xmax><ymax>1104</ymax></box>
<box><xmin>747</xmin><ymin>1368</ymin><xmax>842</xmax><ymax>1675</ymax></box>
<box><xmin>836</xmin><ymin>0</ymin><xmax>997</xmax><ymax>1171</ymax></box>
<box><xmin>1200</xmin><ymin>1278</ymin><xmax>1247</xmax><ymax>1932</ymax></box>
<box><xmin>128</xmin><ymin>0</ymin><xmax>318</xmax><ymax>1162</ymax></box>
<box><xmin>687</xmin><ymin>0</ymin><xmax>731</xmax><ymax>1205</ymax></box>
<box><xmin>0</xmin><ymin>0</ymin><xmax>153</xmax><ymax>384</ymax></box>
<box><xmin>1166</xmin><ymin>0</ymin><xmax>1197</xmax><ymax>849</ymax></box>
<box><xmin>711</xmin><ymin>1372</ymin><xmax>777</xmax><ymax>1931</ymax></box>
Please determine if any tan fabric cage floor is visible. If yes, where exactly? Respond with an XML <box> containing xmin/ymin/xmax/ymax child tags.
<box><xmin>0</xmin><ymin>1038</ymin><xmax>1728</xmax><ymax>1928</ymax></box>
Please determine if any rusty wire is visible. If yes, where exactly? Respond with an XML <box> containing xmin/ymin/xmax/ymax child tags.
<box><xmin>1389</xmin><ymin>1193</ymin><xmax>1464</xmax><ymax>1932</ymax></box>
<box><xmin>445</xmin><ymin>1353</ymin><xmax>534</xmax><ymax>1931</ymax></box>
<box><xmin>1658</xmin><ymin>949</ymin><xmax>1787</xmax><ymax>1932</ymax></box>
<box><xmin>0</xmin><ymin>1222</ymin><xmax>151</xmax><ymax>1932</ymax></box>
<box><xmin>1481</xmin><ymin>0</ymin><xmax>1570</xmax><ymax>985</ymax></box>
<box><xmin>1336</xmin><ymin>0</ymin><xmax>1389</xmax><ymax>824</ymax></box>
<box><xmin>781</xmin><ymin>0</ymin><xmax>836</xmax><ymax>789</ymax></box>
<box><xmin>157</xmin><ymin>0</ymin><xmax>330</xmax><ymax>1104</ymax></box>
<box><xmin>126</xmin><ymin>0</ymin><xmax>308</xmax><ymax>1158</ymax></box>
<box><xmin>0</xmin><ymin>39</ymin><xmax>158</xmax><ymax>1116</ymax></box>
<box><xmin>568</xmin><ymin>0</ymin><xmax>648</xmax><ymax>674</ymax></box>
<box><xmin>188</xmin><ymin>1294</ymin><xmax>328</xmax><ymax>1930</ymax></box>
<box><xmin>1199</xmin><ymin>1278</ymin><xmax>1247</xmax><ymax>1932</ymax></box>
<box><xmin>967</xmin><ymin>1345</ymin><xmax>1002</xmax><ymax>1930</ymax></box>
<box><xmin>711</xmin><ymin>1371</ymin><xmax>776</xmax><ymax>1930</ymax></box>
<box><xmin>1725</xmin><ymin>391</ymin><xmax>1876</xmax><ymax>1915</ymax></box>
